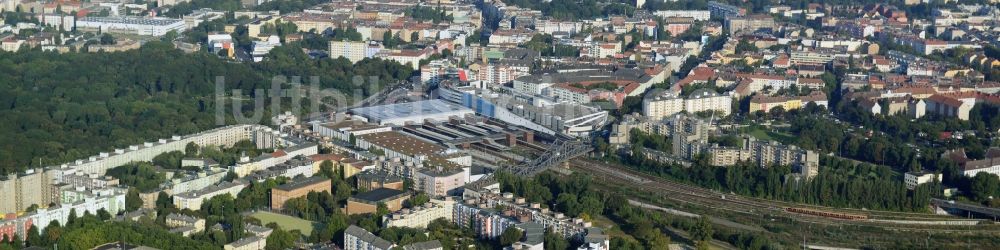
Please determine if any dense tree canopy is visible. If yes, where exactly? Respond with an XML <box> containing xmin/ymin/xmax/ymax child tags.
<box><xmin>107</xmin><ymin>163</ymin><xmax>167</xmax><ymax>192</ymax></box>
<box><xmin>407</xmin><ymin>5</ymin><xmax>454</xmax><ymax>24</ymax></box>
<box><xmin>0</xmin><ymin>42</ymin><xmax>412</xmax><ymax>175</ymax></box>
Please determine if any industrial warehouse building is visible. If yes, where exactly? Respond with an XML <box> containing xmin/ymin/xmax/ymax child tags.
<box><xmin>350</xmin><ymin>100</ymin><xmax>474</xmax><ymax>126</ymax></box>
<box><xmin>76</xmin><ymin>16</ymin><xmax>187</xmax><ymax>36</ymax></box>
<box><xmin>270</xmin><ymin>176</ymin><xmax>332</xmax><ymax>210</ymax></box>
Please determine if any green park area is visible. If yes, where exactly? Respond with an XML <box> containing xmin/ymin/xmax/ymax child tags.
<box><xmin>250</xmin><ymin>211</ymin><xmax>321</xmax><ymax>235</ymax></box>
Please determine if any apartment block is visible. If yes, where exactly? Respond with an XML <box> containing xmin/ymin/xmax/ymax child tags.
<box><xmin>642</xmin><ymin>89</ymin><xmax>732</xmax><ymax>120</ymax></box>
<box><xmin>344</xmin><ymin>225</ymin><xmax>395</xmax><ymax>250</ymax></box>
<box><xmin>0</xmin><ymin>169</ymin><xmax>57</xmax><ymax>214</ymax></box>
<box><xmin>329</xmin><ymin>40</ymin><xmax>382</xmax><ymax>63</ymax></box>
<box><xmin>166</xmin><ymin>213</ymin><xmax>206</xmax><ymax>236</ymax></box>
<box><xmin>383</xmin><ymin>199</ymin><xmax>455</xmax><ymax>229</ymax></box>
<box><xmin>708</xmin><ymin>1</ymin><xmax>745</xmax><ymax>19</ymax></box>
<box><xmin>225</xmin><ymin>236</ymin><xmax>267</xmax><ymax>250</ymax></box>
<box><xmin>653</xmin><ymin>10</ymin><xmax>711</xmax><ymax>21</ymax></box>
<box><xmin>0</xmin><ymin>187</ymin><xmax>126</xmax><ymax>241</ymax></box>
<box><xmin>173</xmin><ymin>181</ymin><xmax>247</xmax><ymax>211</ymax></box>
<box><xmin>725</xmin><ymin>15</ymin><xmax>774</xmax><ymax>35</ymax></box>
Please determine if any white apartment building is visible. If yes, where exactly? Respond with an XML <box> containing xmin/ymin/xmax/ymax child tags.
<box><xmin>39</xmin><ymin>14</ymin><xmax>76</xmax><ymax>31</ymax></box>
<box><xmin>548</xmin><ymin>86</ymin><xmax>591</xmax><ymax>104</ymax></box>
<box><xmin>421</xmin><ymin>59</ymin><xmax>453</xmax><ymax>85</ymax></box>
<box><xmin>173</xmin><ymin>181</ymin><xmax>246</xmax><ymax>210</ymax></box>
<box><xmin>653</xmin><ymin>10</ymin><xmax>711</xmax><ymax>21</ymax></box>
<box><xmin>592</xmin><ymin>42</ymin><xmax>621</xmax><ymax>58</ymax></box>
<box><xmin>535</xmin><ymin>19</ymin><xmax>583</xmax><ymax>35</ymax></box>
<box><xmin>231</xmin><ymin>142</ymin><xmax>318</xmax><ymax>177</ymax></box>
<box><xmin>904</xmin><ymin>171</ymin><xmax>941</xmax><ymax>190</ymax></box>
<box><xmin>329</xmin><ymin>40</ymin><xmax>382</xmax><ymax>63</ymax></box>
<box><xmin>643</xmin><ymin>89</ymin><xmax>732</xmax><ymax>120</ymax></box>
<box><xmin>383</xmin><ymin>199</ymin><xmax>455</xmax><ymax>229</ymax></box>
<box><xmin>414</xmin><ymin>168</ymin><xmax>470</xmax><ymax>197</ymax></box>
<box><xmin>1</xmin><ymin>187</ymin><xmax>126</xmax><ymax>241</ymax></box>
<box><xmin>790</xmin><ymin>51</ymin><xmax>836</xmax><ymax>65</ymax></box>
<box><xmin>48</xmin><ymin>124</ymin><xmax>279</xmax><ymax>177</ymax></box>
<box><xmin>684</xmin><ymin>89</ymin><xmax>733</xmax><ymax>116</ymax></box>
<box><xmin>224</xmin><ymin>236</ymin><xmax>267</xmax><ymax>250</ymax></box>
<box><xmin>476</xmin><ymin>62</ymin><xmax>531</xmax><ymax>86</ymax></box>
<box><xmin>643</xmin><ymin>92</ymin><xmax>685</xmax><ymax>118</ymax></box>
<box><xmin>513</xmin><ymin>79</ymin><xmax>552</xmax><ymax>96</ymax></box>
<box><xmin>344</xmin><ymin>225</ymin><xmax>395</xmax><ymax>250</ymax></box>
<box><xmin>246</xmin><ymin>155</ymin><xmax>316</xmax><ymax>181</ymax></box>
<box><xmin>380</xmin><ymin>48</ymin><xmax>431</xmax><ymax>70</ymax></box>
<box><xmin>167</xmin><ymin>167</ymin><xmax>229</xmax><ymax>194</ymax></box>
<box><xmin>739</xmin><ymin>74</ymin><xmax>793</xmax><ymax>93</ymax></box>
<box><xmin>1</xmin><ymin>39</ymin><xmax>24</xmax><ymax>52</ymax></box>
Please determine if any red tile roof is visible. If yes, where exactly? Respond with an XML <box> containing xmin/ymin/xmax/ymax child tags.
<box><xmin>271</xmin><ymin>150</ymin><xmax>287</xmax><ymax>158</ymax></box>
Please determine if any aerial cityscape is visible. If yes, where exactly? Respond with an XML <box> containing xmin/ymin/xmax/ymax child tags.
<box><xmin>1</xmin><ymin>0</ymin><xmax>1000</xmax><ymax>249</ymax></box>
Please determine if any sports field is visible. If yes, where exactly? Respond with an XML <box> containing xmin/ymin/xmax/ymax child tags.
<box><xmin>249</xmin><ymin>211</ymin><xmax>320</xmax><ymax>235</ymax></box>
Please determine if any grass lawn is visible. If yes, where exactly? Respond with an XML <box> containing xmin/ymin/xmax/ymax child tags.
<box><xmin>249</xmin><ymin>211</ymin><xmax>321</xmax><ymax>235</ymax></box>
<box><xmin>745</xmin><ymin>126</ymin><xmax>795</xmax><ymax>144</ymax></box>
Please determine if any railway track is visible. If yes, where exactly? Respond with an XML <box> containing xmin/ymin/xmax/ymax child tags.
<box><xmin>568</xmin><ymin>158</ymin><xmax>1000</xmax><ymax>233</ymax></box>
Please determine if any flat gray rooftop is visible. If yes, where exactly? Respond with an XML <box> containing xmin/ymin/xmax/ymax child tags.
<box><xmin>351</xmin><ymin>100</ymin><xmax>472</xmax><ymax>123</ymax></box>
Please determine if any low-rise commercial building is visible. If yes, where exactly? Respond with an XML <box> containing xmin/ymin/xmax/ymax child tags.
<box><xmin>356</xmin><ymin>171</ymin><xmax>404</xmax><ymax>191</ymax></box>
<box><xmin>438</xmin><ymin>86</ymin><xmax>609</xmax><ymax>137</ymax></box>
<box><xmin>350</xmin><ymin>100</ymin><xmax>475</xmax><ymax>126</ymax></box>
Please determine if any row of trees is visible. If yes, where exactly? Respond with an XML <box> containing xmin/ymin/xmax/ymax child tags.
<box><xmin>523</xmin><ymin>34</ymin><xmax>581</xmax><ymax>57</ymax></box>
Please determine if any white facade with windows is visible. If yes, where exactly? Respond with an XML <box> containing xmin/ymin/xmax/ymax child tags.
<box><xmin>76</xmin><ymin>17</ymin><xmax>186</xmax><ymax>36</ymax></box>
<box><xmin>904</xmin><ymin>171</ymin><xmax>941</xmax><ymax>190</ymax></box>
